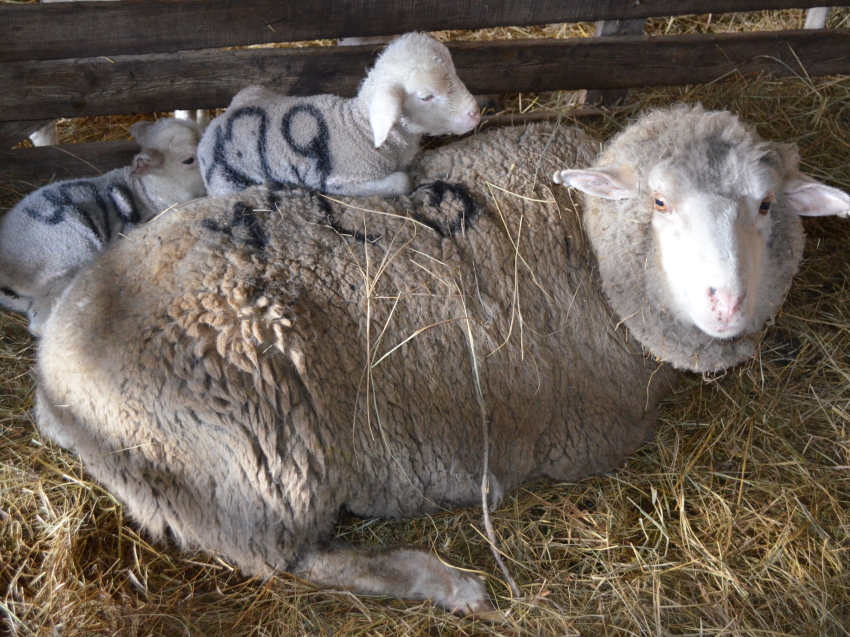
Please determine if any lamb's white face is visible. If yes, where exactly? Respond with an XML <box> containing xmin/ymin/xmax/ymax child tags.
<box><xmin>132</xmin><ymin>119</ymin><xmax>207</xmax><ymax>205</ymax></box>
<box><xmin>402</xmin><ymin>67</ymin><xmax>480</xmax><ymax>137</ymax></box>
<box><xmin>649</xmin><ymin>164</ymin><xmax>776</xmax><ymax>339</ymax></box>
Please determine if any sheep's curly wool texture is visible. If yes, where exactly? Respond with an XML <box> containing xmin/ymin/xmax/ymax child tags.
<box><xmin>583</xmin><ymin>105</ymin><xmax>805</xmax><ymax>372</ymax></box>
<box><xmin>34</xmin><ymin>119</ymin><xmax>801</xmax><ymax>580</ymax></box>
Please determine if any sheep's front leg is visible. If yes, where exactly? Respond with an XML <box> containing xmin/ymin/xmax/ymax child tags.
<box><xmin>328</xmin><ymin>171</ymin><xmax>413</xmax><ymax>197</ymax></box>
<box><xmin>295</xmin><ymin>541</ymin><xmax>500</xmax><ymax>619</ymax></box>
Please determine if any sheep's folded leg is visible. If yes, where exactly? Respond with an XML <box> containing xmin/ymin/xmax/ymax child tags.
<box><xmin>327</xmin><ymin>171</ymin><xmax>413</xmax><ymax>198</ymax></box>
<box><xmin>294</xmin><ymin>541</ymin><xmax>501</xmax><ymax>619</ymax></box>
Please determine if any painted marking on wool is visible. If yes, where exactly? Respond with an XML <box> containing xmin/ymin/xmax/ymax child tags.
<box><xmin>201</xmin><ymin>202</ymin><xmax>269</xmax><ymax>250</ymax></box>
<box><xmin>25</xmin><ymin>181</ymin><xmax>141</xmax><ymax>248</ymax></box>
<box><xmin>411</xmin><ymin>181</ymin><xmax>482</xmax><ymax>238</ymax></box>
<box><xmin>206</xmin><ymin>104</ymin><xmax>335</xmax><ymax>193</ymax></box>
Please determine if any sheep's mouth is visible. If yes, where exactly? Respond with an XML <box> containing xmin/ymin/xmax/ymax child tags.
<box><xmin>691</xmin><ymin>314</ymin><xmax>751</xmax><ymax>340</ymax></box>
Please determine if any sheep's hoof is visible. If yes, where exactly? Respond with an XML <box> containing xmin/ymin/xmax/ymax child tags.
<box><xmin>456</xmin><ymin>598</ymin><xmax>506</xmax><ymax>623</ymax></box>
<box><xmin>552</xmin><ymin>169</ymin><xmax>566</xmax><ymax>185</ymax></box>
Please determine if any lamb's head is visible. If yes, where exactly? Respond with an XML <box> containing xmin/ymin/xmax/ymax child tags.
<box><xmin>554</xmin><ymin>105</ymin><xmax>850</xmax><ymax>372</ymax></box>
<box><xmin>129</xmin><ymin>117</ymin><xmax>207</xmax><ymax>212</ymax></box>
<box><xmin>359</xmin><ymin>32</ymin><xmax>480</xmax><ymax>147</ymax></box>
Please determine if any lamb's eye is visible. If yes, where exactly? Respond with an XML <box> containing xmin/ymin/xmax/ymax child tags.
<box><xmin>654</xmin><ymin>194</ymin><xmax>669</xmax><ymax>213</ymax></box>
<box><xmin>419</xmin><ymin>94</ymin><xmax>435</xmax><ymax>102</ymax></box>
<box><xmin>182</xmin><ymin>157</ymin><xmax>195</xmax><ymax>165</ymax></box>
<box><xmin>759</xmin><ymin>196</ymin><xmax>772</xmax><ymax>215</ymax></box>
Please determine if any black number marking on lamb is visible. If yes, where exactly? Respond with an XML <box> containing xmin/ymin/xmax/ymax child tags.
<box><xmin>280</xmin><ymin>105</ymin><xmax>333</xmax><ymax>192</ymax></box>
<box><xmin>25</xmin><ymin>180</ymin><xmax>139</xmax><ymax>248</ymax></box>
<box><xmin>410</xmin><ymin>181</ymin><xmax>482</xmax><ymax>238</ymax></box>
<box><xmin>315</xmin><ymin>195</ymin><xmax>379</xmax><ymax>244</ymax></box>
<box><xmin>107</xmin><ymin>183</ymin><xmax>141</xmax><ymax>224</ymax></box>
<box><xmin>201</xmin><ymin>203</ymin><xmax>269</xmax><ymax>250</ymax></box>
<box><xmin>0</xmin><ymin>287</ymin><xmax>21</xmax><ymax>300</ymax></box>
<box><xmin>207</xmin><ymin>106</ymin><xmax>278</xmax><ymax>191</ymax></box>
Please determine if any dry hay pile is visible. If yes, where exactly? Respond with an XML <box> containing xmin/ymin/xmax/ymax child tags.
<box><xmin>2</xmin><ymin>10</ymin><xmax>850</xmax><ymax>637</ymax></box>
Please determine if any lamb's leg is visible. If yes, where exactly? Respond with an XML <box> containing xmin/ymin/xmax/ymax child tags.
<box><xmin>328</xmin><ymin>171</ymin><xmax>413</xmax><ymax>198</ymax></box>
<box><xmin>295</xmin><ymin>541</ymin><xmax>501</xmax><ymax>619</ymax></box>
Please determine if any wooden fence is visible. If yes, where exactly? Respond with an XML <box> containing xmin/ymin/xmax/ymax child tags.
<box><xmin>1</xmin><ymin>0</ymin><xmax>849</xmax><ymax>184</ymax></box>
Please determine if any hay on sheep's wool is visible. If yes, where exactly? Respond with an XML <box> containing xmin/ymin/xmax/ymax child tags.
<box><xmin>2</xmin><ymin>10</ymin><xmax>850</xmax><ymax>637</ymax></box>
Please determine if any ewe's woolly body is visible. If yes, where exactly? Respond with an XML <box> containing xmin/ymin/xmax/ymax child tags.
<box><xmin>34</xmin><ymin>111</ymin><xmax>807</xmax><ymax>610</ymax></box>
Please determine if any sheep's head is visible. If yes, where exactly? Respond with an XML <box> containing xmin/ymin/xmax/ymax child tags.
<box><xmin>130</xmin><ymin>118</ymin><xmax>207</xmax><ymax>211</ymax></box>
<box><xmin>554</xmin><ymin>105</ymin><xmax>850</xmax><ymax>371</ymax></box>
<box><xmin>361</xmin><ymin>32</ymin><xmax>480</xmax><ymax>147</ymax></box>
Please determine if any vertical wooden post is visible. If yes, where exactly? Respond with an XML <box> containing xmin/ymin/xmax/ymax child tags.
<box><xmin>581</xmin><ymin>18</ymin><xmax>647</xmax><ymax>107</ymax></box>
<box><xmin>0</xmin><ymin>120</ymin><xmax>55</xmax><ymax>149</ymax></box>
<box><xmin>804</xmin><ymin>7</ymin><xmax>831</xmax><ymax>29</ymax></box>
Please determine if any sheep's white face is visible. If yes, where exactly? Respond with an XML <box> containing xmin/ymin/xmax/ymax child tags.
<box><xmin>365</xmin><ymin>33</ymin><xmax>480</xmax><ymax>147</ymax></box>
<box><xmin>401</xmin><ymin>67</ymin><xmax>480</xmax><ymax>137</ymax></box>
<box><xmin>131</xmin><ymin>119</ymin><xmax>207</xmax><ymax>205</ymax></box>
<box><xmin>648</xmin><ymin>161</ymin><xmax>776</xmax><ymax>339</ymax></box>
<box><xmin>553</xmin><ymin>121</ymin><xmax>850</xmax><ymax>343</ymax></box>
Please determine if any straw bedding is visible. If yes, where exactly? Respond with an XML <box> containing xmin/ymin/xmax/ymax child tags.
<box><xmin>1</xmin><ymin>9</ymin><xmax>849</xmax><ymax>636</ymax></box>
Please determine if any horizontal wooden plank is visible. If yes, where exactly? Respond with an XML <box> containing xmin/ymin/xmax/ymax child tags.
<box><xmin>0</xmin><ymin>141</ymin><xmax>139</xmax><ymax>185</ymax></box>
<box><xmin>2</xmin><ymin>0</ymin><xmax>849</xmax><ymax>63</ymax></box>
<box><xmin>2</xmin><ymin>30</ymin><xmax>849</xmax><ymax>123</ymax></box>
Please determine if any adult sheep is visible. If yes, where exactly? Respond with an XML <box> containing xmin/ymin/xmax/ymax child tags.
<box><xmin>34</xmin><ymin>105</ymin><xmax>849</xmax><ymax>616</ymax></box>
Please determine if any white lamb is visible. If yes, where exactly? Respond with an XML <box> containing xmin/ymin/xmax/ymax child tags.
<box><xmin>197</xmin><ymin>32</ymin><xmax>481</xmax><ymax>197</ymax></box>
<box><xmin>0</xmin><ymin>117</ymin><xmax>206</xmax><ymax>335</ymax></box>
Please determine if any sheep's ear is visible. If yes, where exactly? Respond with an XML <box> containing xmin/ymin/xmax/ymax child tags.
<box><xmin>130</xmin><ymin>121</ymin><xmax>154</xmax><ymax>145</ymax></box>
<box><xmin>369</xmin><ymin>83</ymin><xmax>405</xmax><ymax>148</ymax></box>
<box><xmin>552</xmin><ymin>165</ymin><xmax>637</xmax><ymax>200</ymax></box>
<box><xmin>784</xmin><ymin>172</ymin><xmax>850</xmax><ymax>218</ymax></box>
<box><xmin>131</xmin><ymin>149</ymin><xmax>164</xmax><ymax>176</ymax></box>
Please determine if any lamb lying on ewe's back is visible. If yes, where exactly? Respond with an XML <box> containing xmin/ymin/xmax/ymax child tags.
<box><xmin>35</xmin><ymin>106</ymin><xmax>849</xmax><ymax>616</ymax></box>
<box><xmin>198</xmin><ymin>32</ymin><xmax>480</xmax><ymax>197</ymax></box>
<box><xmin>0</xmin><ymin>117</ymin><xmax>206</xmax><ymax>335</ymax></box>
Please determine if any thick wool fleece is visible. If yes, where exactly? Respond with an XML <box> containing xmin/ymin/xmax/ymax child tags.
<box><xmin>34</xmin><ymin>121</ymin><xmax>802</xmax><ymax>579</ymax></box>
<box><xmin>198</xmin><ymin>87</ymin><xmax>419</xmax><ymax>197</ymax></box>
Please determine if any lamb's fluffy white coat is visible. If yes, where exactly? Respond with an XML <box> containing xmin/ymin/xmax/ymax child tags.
<box><xmin>0</xmin><ymin>117</ymin><xmax>206</xmax><ymax>334</ymax></box>
<box><xmin>198</xmin><ymin>32</ymin><xmax>480</xmax><ymax>197</ymax></box>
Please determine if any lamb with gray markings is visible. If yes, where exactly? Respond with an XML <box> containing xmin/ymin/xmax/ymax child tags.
<box><xmin>34</xmin><ymin>106</ymin><xmax>848</xmax><ymax>616</ymax></box>
<box><xmin>198</xmin><ymin>32</ymin><xmax>480</xmax><ymax>198</ymax></box>
<box><xmin>0</xmin><ymin>117</ymin><xmax>206</xmax><ymax>335</ymax></box>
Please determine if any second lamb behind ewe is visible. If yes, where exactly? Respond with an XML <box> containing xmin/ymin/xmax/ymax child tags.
<box><xmin>198</xmin><ymin>32</ymin><xmax>480</xmax><ymax>197</ymax></box>
<box><xmin>0</xmin><ymin>117</ymin><xmax>206</xmax><ymax>335</ymax></box>
<box><xmin>34</xmin><ymin>106</ymin><xmax>849</xmax><ymax>617</ymax></box>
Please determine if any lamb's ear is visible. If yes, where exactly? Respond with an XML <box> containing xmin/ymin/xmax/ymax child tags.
<box><xmin>369</xmin><ymin>83</ymin><xmax>405</xmax><ymax>148</ymax></box>
<box><xmin>552</xmin><ymin>165</ymin><xmax>637</xmax><ymax>200</ymax></box>
<box><xmin>784</xmin><ymin>172</ymin><xmax>850</xmax><ymax>218</ymax></box>
<box><xmin>131</xmin><ymin>149</ymin><xmax>164</xmax><ymax>176</ymax></box>
<box><xmin>130</xmin><ymin>121</ymin><xmax>154</xmax><ymax>146</ymax></box>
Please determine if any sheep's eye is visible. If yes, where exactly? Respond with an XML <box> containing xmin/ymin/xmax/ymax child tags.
<box><xmin>182</xmin><ymin>157</ymin><xmax>195</xmax><ymax>165</ymax></box>
<box><xmin>419</xmin><ymin>94</ymin><xmax>435</xmax><ymax>102</ymax></box>
<box><xmin>654</xmin><ymin>194</ymin><xmax>669</xmax><ymax>213</ymax></box>
<box><xmin>759</xmin><ymin>197</ymin><xmax>772</xmax><ymax>215</ymax></box>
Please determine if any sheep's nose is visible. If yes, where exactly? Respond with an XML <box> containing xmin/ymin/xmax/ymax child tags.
<box><xmin>708</xmin><ymin>287</ymin><xmax>744</xmax><ymax>322</ymax></box>
<box><xmin>468</xmin><ymin>108</ymin><xmax>481</xmax><ymax>126</ymax></box>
